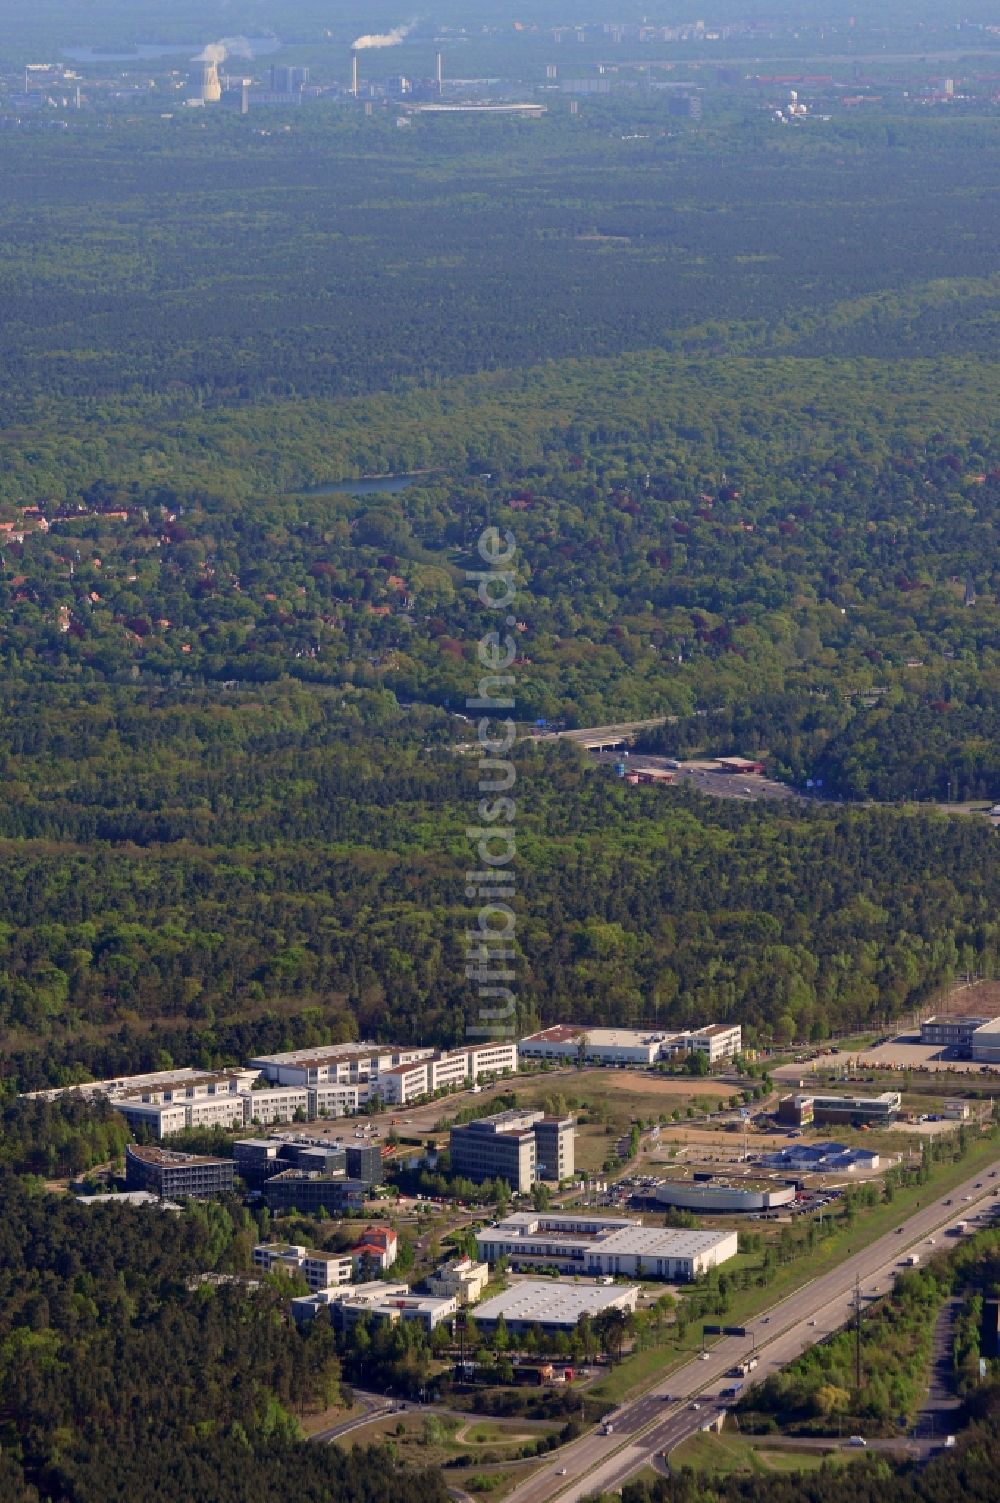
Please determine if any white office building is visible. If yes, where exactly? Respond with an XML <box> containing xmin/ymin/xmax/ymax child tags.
<box><xmin>519</xmin><ymin>1024</ymin><xmax>741</xmax><ymax>1068</ymax></box>
<box><xmin>476</xmin><ymin>1213</ymin><xmax>738</xmax><ymax>1281</ymax></box>
<box><xmin>253</xmin><ymin>1242</ymin><xmax>353</xmax><ymax>1291</ymax></box>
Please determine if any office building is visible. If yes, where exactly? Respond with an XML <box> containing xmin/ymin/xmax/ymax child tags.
<box><xmin>248</xmin><ymin>1042</ymin><xmax>434</xmax><ymax>1092</ymax></box>
<box><xmin>125</xmin><ymin>1143</ymin><xmax>235</xmax><ymax>1200</ymax></box>
<box><xmin>450</xmin><ymin>1109</ymin><xmax>575</xmax><ymax>1190</ymax></box>
<box><xmin>261</xmin><ymin>1171</ymin><xmax>367</xmax><ymax>1215</ymax></box>
<box><xmin>253</xmin><ymin>1242</ymin><xmax>353</xmax><ymax>1290</ymax></box>
<box><xmin>777</xmin><ymin>1091</ymin><xmax>900</xmax><ymax>1127</ymax></box>
<box><xmin>476</xmin><ymin>1213</ymin><xmax>737</xmax><ymax>1281</ymax></box>
<box><xmin>291</xmin><ymin>1280</ymin><xmax>409</xmax><ymax>1325</ymax></box>
<box><xmin>519</xmin><ymin>1023</ymin><xmax>741</xmax><ymax>1068</ymax></box>
<box><xmin>426</xmin><ymin>1256</ymin><xmax>489</xmax><ymax>1305</ymax></box>
<box><xmin>534</xmin><ymin>1114</ymin><xmax>575</xmax><ymax>1181</ymax></box>
<box><xmin>378</xmin><ymin>1042</ymin><xmax>519</xmax><ymax>1105</ymax></box>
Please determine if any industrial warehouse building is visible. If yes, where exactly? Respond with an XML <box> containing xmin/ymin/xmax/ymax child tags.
<box><xmin>519</xmin><ymin>1023</ymin><xmax>742</xmax><ymax>1068</ymax></box>
<box><xmin>124</xmin><ymin>1143</ymin><xmax>235</xmax><ymax>1200</ymax></box>
<box><xmin>450</xmin><ymin>1109</ymin><xmax>575</xmax><ymax>1191</ymax></box>
<box><xmin>920</xmin><ymin>1015</ymin><xmax>995</xmax><ymax>1050</ymax></box>
<box><xmin>971</xmin><ymin>1022</ymin><xmax>1000</xmax><ymax>1064</ymax></box>
<box><xmin>777</xmin><ymin>1090</ymin><xmax>900</xmax><ymax>1128</ymax></box>
<box><xmin>473</xmin><ymin>1279</ymin><xmax>640</xmax><ymax>1333</ymax></box>
<box><xmin>476</xmin><ymin>1213</ymin><xmax>738</xmax><ymax>1280</ymax></box>
<box><xmin>654</xmin><ymin>1177</ymin><xmax>796</xmax><ymax>1213</ymax></box>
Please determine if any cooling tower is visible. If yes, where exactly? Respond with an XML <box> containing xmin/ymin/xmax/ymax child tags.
<box><xmin>199</xmin><ymin>60</ymin><xmax>222</xmax><ymax>103</ymax></box>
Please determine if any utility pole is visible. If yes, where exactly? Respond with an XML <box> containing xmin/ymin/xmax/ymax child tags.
<box><xmin>854</xmin><ymin>1274</ymin><xmax>862</xmax><ymax>1392</ymax></box>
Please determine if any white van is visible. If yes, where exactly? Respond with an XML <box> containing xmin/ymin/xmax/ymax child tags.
<box><xmin>847</xmin><ymin>1436</ymin><xmax>867</xmax><ymax>1448</ymax></box>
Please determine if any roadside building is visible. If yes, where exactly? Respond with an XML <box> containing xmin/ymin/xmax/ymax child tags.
<box><xmin>473</xmin><ymin>1278</ymin><xmax>639</xmax><ymax>1333</ymax></box>
<box><xmin>247</xmin><ymin>1042</ymin><xmax>435</xmax><ymax>1095</ymax></box>
<box><xmin>378</xmin><ymin>1043</ymin><xmax>519</xmax><ymax>1106</ymax></box>
<box><xmin>943</xmin><ymin>1100</ymin><xmax>972</xmax><ymax>1120</ymax></box>
<box><xmin>476</xmin><ymin>1213</ymin><xmax>737</xmax><ymax>1280</ymax></box>
<box><xmin>124</xmin><ymin>1143</ymin><xmax>235</xmax><ymax>1200</ymax></box>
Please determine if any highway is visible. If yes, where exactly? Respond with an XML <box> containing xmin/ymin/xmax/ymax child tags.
<box><xmin>505</xmin><ymin>1156</ymin><xmax>1000</xmax><ymax>1503</ymax></box>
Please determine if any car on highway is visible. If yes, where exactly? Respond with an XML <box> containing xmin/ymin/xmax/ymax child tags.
<box><xmin>700</xmin><ymin>1351</ymin><xmax>711</xmax><ymax>1361</ymax></box>
<box><xmin>556</xmin><ymin>1468</ymin><xmax>568</xmax><ymax>1476</ymax></box>
<box><xmin>808</xmin><ymin>1319</ymin><xmax>817</xmax><ymax>1326</ymax></box>
<box><xmin>848</xmin><ymin>1436</ymin><xmax>867</xmax><ymax>1448</ymax></box>
<box><xmin>690</xmin><ymin>1403</ymin><xmax>700</xmax><ymax>1411</ymax></box>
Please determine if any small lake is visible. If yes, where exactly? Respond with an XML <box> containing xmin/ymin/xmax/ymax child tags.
<box><xmin>307</xmin><ymin>472</ymin><xmax>438</xmax><ymax>497</ymax></box>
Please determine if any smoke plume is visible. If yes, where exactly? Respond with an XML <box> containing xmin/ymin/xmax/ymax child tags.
<box><xmin>192</xmin><ymin>36</ymin><xmax>253</xmax><ymax>64</ymax></box>
<box><xmin>352</xmin><ymin>23</ymin><xmax>414</xmax><ymax>50</ymax></box>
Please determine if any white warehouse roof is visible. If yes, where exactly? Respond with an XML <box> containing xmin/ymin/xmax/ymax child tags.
<box><xmin>474</xmin><ymin>1279</ymin><xmax>639</xmax><ymax>1328</ymax></box>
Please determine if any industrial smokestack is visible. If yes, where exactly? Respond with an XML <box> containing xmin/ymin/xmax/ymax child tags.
<box><xmin>351</xmin><ymin>49</ymin><xmax>359</xmax><ymax>97</ymax></box>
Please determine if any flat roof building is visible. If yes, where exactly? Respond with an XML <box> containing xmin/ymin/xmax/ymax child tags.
<box><xmin>518</xmin><ymin>1023</ymin><xmax>741</xmax><ymax>1068</ymax></box>
<box><xmin>921</xmin><ymin>1015</ymin><xmax>994</xmax><ymax>1050</ymax></box>
<box><xmin>476</xmin><ymin>1213</ymin><xmax>737</xmax><ymax>1281</ymax></box>
<box><xmin>971</xmin><ymin>1022</ymin><xmax>1000</xmax><ymax>1064</ymax></box>
<box><xmin>426</xmin><ymin>1257</ymin><xmax>489</xmax><ymax>1306</ymax></box>
<box><xmin>777</xmin><ymin>1091</ymin><xmax>900</xmax><ymax>1127</ymax></box>
<box><xmin>473</xmin><ymin>1279</ymin><xmax>640</xmax><ymax>1332</ymax></box>
<box><xmin>253</xmin><ymin>1242</ymin><xmax>354</xmax><ymax>1291</ymax></box>
<box><xmin>450</xmin><ymin>1109</ymin><xmax>575</xmax><ymax>1191</ymax></box>
<box><xmin>125</xmin><ymin>1143</ymin><xmax>235</xmax><ymax>1200</ymax></box>
<box><xmin>261</xmin><ymin>1170</ymin><xmax>367</xmax><ymax>1215</ymax></box>
<box><xmin>655</xmin><ymin>1178</ymin><xmax>796</xmax><ymax>1213</ymax></box>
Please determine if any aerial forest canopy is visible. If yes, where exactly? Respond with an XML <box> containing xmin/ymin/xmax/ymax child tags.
<box><xmin>0</xmin><ymin>89</ymin><xmax>996</xmax><ymax>1083</ymax></box>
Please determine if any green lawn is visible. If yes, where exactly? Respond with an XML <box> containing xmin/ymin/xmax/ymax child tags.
<box><xmin>670</xmin><ymin>1430</ymin><xmax>857</xmax><ymax>1477</ymax></box>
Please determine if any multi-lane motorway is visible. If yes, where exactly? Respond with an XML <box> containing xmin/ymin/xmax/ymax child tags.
<box><xmin>506</xmin><ymin>1158</ymin><xmax>1000</xmax><ymax>1503</ymax></box>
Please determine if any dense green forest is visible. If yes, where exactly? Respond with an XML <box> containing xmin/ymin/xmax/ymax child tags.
<box><xmin>0</xmin><ymin>696</ymin><xmax>996</xmax><ymax>1086</ymax></box>
<box><xmin>0</xmin><ymin>104</ymin><xmax>996</xmax><ymax>1080</ymax></box>
<box><xmin>1</xmin><ymin>13</ymin><xmax>999</xmax><ymax>1500</ymax></box>
<box><xmin>0</xmin><ymin>1170</ymin><xmax>449</xmax><ymax>1502</ymax></box>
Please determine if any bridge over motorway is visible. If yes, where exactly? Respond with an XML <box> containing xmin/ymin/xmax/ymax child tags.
<box><xmin>532</xmin><ymin>718</ymin><xmax>670</xmax><ymax>751</ymax></box>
